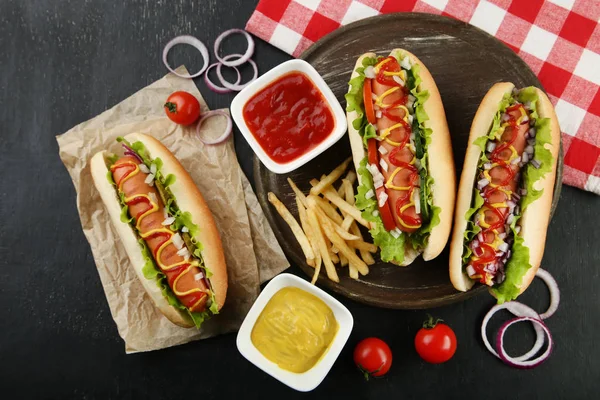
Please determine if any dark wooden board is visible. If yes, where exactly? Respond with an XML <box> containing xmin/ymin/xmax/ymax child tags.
<box><xmin>255</xmin><ymin>13</ymin><xmax>563</xmax><ymax>309</ymax></box>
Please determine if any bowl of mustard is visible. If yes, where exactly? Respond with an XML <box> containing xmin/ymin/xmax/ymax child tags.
<box><xmin>236</xmin><ymin>273</ymin><xmax>353</xmax><ymax>392</ymax></box>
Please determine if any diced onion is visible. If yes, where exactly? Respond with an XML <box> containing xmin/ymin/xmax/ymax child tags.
<box><xmin>414</xmin><ymin>190</ymin><xmax>421</xmax><ymax>214</ymax></box>
<box><xmin>408</xmin><ymin>114</ymin><xmax>414</xmax><ymax>124</ymax></box>
<box><xmin>507</xmin><ymin>200</ymin><xmax>516</xmax><ymax>209</ymax></box>
<box><xmin>378</xmin><ymin>146</ymin><xmax>388</xmax><ymax>155</ymax></box>
<box><xmin>378</xmin><ymin>192</ymin><xmax>388</xmax><ymax>207</ymax></box>
<box><xmin>393</xmin><ymin>75</ymin><xmax>404</xmax><ymax>86</ymax></box>
<box><xmin>374</xmin><ymin>179</ymin><xmax>383</xmax><ymax>189</ymax></box>
<box><xmin>148</xmin><ymin>192</ymin><xmax>158</xmax><ymax>205</ymax></box>
<box><xmin>181</xmin><ymin>226</ymin><xmax>189</xmax><ymax>233</ymax></box>
<box><xmin>478</xmin><ymin>232</ymin><xmax>484</xmax><ymax>242</ymax></box>
<box><xmin>487</xmin><ymin>142</ymin><xmax>497</xmax><ymax>152</ymax></box>
<box><xmin>522</xmin><ymin>152</ymin><xmax>529</xmax><ymax>164</ymax></box>
<box><xmin>365</xmin><ymin>189</ymin><xmax>375</xmax><ymax>199</ymax></box>
<box><xmin>177</xmin><ymin>247</ymin><xmax>190</xmax><ymax>258</ymax></box>
<box><xmin>380</xmin><ymin>158</ymin><xmax>389</xmax><ymax>172</ymax></box>
<box><xmin>194</xmin><ymin>272</ymin><xmax>205</xmax><ymax>281</ymax></box>
<box><xmin>390</xmin><ymin>228</ymin><xmax>400</xmax><ymax>239</ymax></box>
<box><xmin>466</xmin><ymin>265</ymin><xmax>476</xmax><ymax>276</ymax></box>
<box><xmin>171</xmin><ymin>233</ymin><xmax>184</xmax><ymax>250</ymax></box>
<box><xmin>364</xmin><ymin>66</ymin><xmax>375</xmax><ymax>79</ymax></box>
<box><xmin>163</xmin><ymin>207</ymin><xmax>169</xmax><ymax>219</ymax></box>
<box><xmin>519</xmin><ymin>188</ymin><xmax>528</xmax><ymax>196</ymax></box>
<box><xmin>150</xmin><ymin>163</ymin><xmax>157</xmax><ymax>175</ymax></box>
<box><xmin>477</xmin><ymin>178</ymin><xmax>490</xmax><ymax>190</ymax></box>
<box><xmin>515</xmin><ymin>225</ymin><xmax>521</xmax><ymax>234</ymax></box>
<box><xmin>531</xmin><ymin>159</ymin><xmax>541</xmax><ymax>169</ymax></box>
<box><xmin>498</xmin><ymin>232</ymin><xmax>507</xmax><ymax>240</ymax></box>
<box><xmin>511</xmin><ymin>156</ymin><xmax>521</xmax><ymax>165</ymax></box>
<box><xmin>145</xmin><ymin>173</ymin><xmax>155</xmax><ymax>185</ymax></box>
<box><xmin>507</xmin><ymin>214</ymin><xmax>514</xmax><ymax>225</ymax></box>
<box><xmin>471</xmin><ymin>239</ymin><xmax>480</xmax><ymax>249</ymax></box>
<box><xmin>162</xmin><ymin>216</ymin><xmax>175</xmax><ymax>226</ymax></box>
<box><xmin>372</xmin><ymin>210</ymin><xmax>380</xmax><ymax>217</ymax></box>
<box><xmin>525</xmin><ymin>145</ymin><xmax>534</xmax><ymax>155</ymax></box>
<box><xmin>139</xmin><ymin>164</ymin><xmax>150</xmax><ymax>174</ymax></box>
<box><xmin>502</xmin><ymin>114</ymin><xmax>510</xmax><ymax>122</ymax></box>
<box><xmin>484</xmin><ymin>163</ymin><xmax>492</xmax><ymax>170</ymax></box>
<box><xmin>400</xmin><ymin>56</ymin><xmax>411</xmax><ymax>70</ymax></box>
<box><xmin>375</xmin><ymin>110</ymin><xmax>382</xmax><ymax>119</ymax></box>
<box><xmin>499</xmin><ymin>242</ymin><xmax>509</xmax><ymax>253</ymax></box>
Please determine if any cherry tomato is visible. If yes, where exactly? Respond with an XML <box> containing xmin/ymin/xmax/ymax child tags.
<box><xmin>363</xmin><ymin>78</ymin><xmax>376</xmax><ymax>125</ymax></box>
<box><xmin>354</xmin><ymin>337</ymin><xmax>392</xmax><ymax>380</ymax></box>
<box><xmin>414</xmin><ymin>315</ymin><xmax>457</xmax><ymax>364</ymax></box>
<box><xmin>164</xmin><ymin>91</ymin><xmax>201</xmax><ymax>126</ymax></box>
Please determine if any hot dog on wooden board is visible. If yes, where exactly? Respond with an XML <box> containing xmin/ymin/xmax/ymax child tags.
<box><xmin>345</xmin><ymin>49</ymin><xmax>455</xmax><ymax>265</ymax></box>
<box><xmin>449</xmin><ymin>83</ymin><xmax>560</xmax><ymax>302</ymax></box>
<box><xmin>90</xmin><ymin>133</ymin><xmax>227</xmax><ymax>328</ymax></box>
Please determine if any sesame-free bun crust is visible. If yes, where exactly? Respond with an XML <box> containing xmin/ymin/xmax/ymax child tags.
<box><xmin>90</xmin><ymin>133</ymin><xmax>228</xmax><ymax>327</ymax></box>
<box><xmin>449</xmin><ymin>83</ymin><xmax>560</xmax><ymax>296</ymax></box>
<box><xmin>347</xmin><ymin>50</ymin><xmax>455</xmax><ymax>265</ymax></box>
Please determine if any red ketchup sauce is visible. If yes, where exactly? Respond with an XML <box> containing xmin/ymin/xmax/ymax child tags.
<box><xmin>242</xmin><ymin>71</ymin><xmax>335</xmax><ymax>164</ymax></box>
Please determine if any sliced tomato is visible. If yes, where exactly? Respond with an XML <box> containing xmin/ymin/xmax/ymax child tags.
<box><xmin>363</xmin><ymin>79</ymin><xmax>376</xmax><ymax>125</ymax></box>
<box><xmin>375</xmin><ymin>56</ymin><xmax>401</xmax><ymax>86</ymax></box>
<box><xmin>376</xmin><ymin>186</ymin><xmax>397</xmax><ymax>231</ymax></box>
<box><xmin>367</xmin><ymin>138</ymin><xmax>378</xmax><ymax>165</ymax></box>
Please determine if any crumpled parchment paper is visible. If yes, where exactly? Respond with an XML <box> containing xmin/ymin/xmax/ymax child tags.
<box><xmin>57</xmin><ymin>66</ymin><xmax>289</xmax><ymax>353</ymax></box>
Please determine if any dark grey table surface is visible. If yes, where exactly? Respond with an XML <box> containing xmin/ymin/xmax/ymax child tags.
<box><xmin>1</xmin><ymin>1</ymin><xmax>599</xmax><ymax>399</ymax></box>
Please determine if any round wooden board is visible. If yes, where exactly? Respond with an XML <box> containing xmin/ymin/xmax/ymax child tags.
<box><xmin>254</xmin><ymin>13</ymin><xmax>563</xmax><ymax>309</ymax></box>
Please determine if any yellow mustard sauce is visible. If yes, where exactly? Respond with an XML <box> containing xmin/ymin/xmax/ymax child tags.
<box><xmin>251</xmin><ymin>287</ymin><xmax>339</xmax><ymax>373</ymax></box>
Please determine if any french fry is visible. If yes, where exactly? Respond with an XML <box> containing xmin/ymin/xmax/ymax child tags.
<box><xmin>268</xmin><ymin>192</ymin><xmax>314</xmax><ymax>265</ymax></box>
<box><xmin>308</xmin><ymin>196</ymin><xmax>360</xmax><ymax>241</ymax></box>
<box><xmin>306</xmin><ymin>207</ymin><xmax>339</xmax><ymax>283</ymax></box>
<box><xmin>348</xmin><ymin>239</ymin><xmax>378</xmax><ymax>253</ymax></box>
<box><xmin>348</xmin><ymin>263</ymin><xmax>359</xmax><ymax>279</ymax></box>
<box><xmin>310</xmin><ymin>157</ymin><xmax>352</xmax><ymax>196</ymax></box>
<box><xmin>329</xmin><ymin>249</ymin><xmax>340</xmax><ymax>264</ymax></box>
<box><xmin>345</xmin><ymin>170</ymin><xmax>357</xmax><ymax>186</ymax></box>
<box><xmin>350</xmin><ymin>221</ymin><xmax>375</xmax><ymax>265</ymax></box>
<box><xmin>288</xmin><ymin>177</ymin><xmax>308</xmax><ymax>208</ymax></box>
<box><xmin>296</xmin><ymin>197</ymin><xmax>321</xmax><ymax>270</ymax></box>
<box><xmin>339</xmin><ymin>253</ymin><xmax>349</xmax><ymax>267</ymax></box>
<box><xmin>310</xmin><ymin>181</ymin><xmax>370</xmax><ymax>228</ymax></box>
<box><xmin>344</xmin><ymin>178</ymin><xmax>356</xmax><ymax>206</ymax></box>
<box><xmin>316</xmin><ymin>213</ymin><xmax>369</xmax><ymax>276</ymax></box>
<box><xmin>309</xmin><ymin>194</ymin><xmax>344</xmax><ymax>225</ymax></box>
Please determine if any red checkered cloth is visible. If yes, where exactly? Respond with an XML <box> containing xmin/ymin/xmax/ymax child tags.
<box><xmin>246</xmin><ymin>0</ymin><xmax>600</xmax><ymax>194</ymax></box>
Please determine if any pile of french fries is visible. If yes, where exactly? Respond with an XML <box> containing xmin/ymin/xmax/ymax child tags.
<box><xmin>268</xmin><ymin>157</ymin><xmax>378</xmax><ymax>284</ymax></box>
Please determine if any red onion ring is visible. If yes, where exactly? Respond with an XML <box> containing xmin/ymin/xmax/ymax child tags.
<box><xmin>162</xmin><ymin>35</ymin><xmax>209</xmax><ymax>78</ymax></box>
<box><xmin>536</xmin><ymin>268</ymin><xmax>560</xmax><ymax>319</ymax></box>
<box><xmin>121</xmin><ymin>144</ymin><xmax>143</xmax><ymax>163</ymax></box>
<box><xmin>204</xmin><ymin>54</ymin><xmax>242</xmax><ymax>94</ymax></box>
<box><xmin>497</xmin><ymin>316</ymin><xmax>553</xmax><ymax>368</ymax></box>
<box><xmin>213</xmin><ymin>29</ymin><xmax>254</xmax><ymax>67</ymax></box>
<box><xmin>216</xmin><ymin>58</ymin><xmax>258</xmax><ymax>91</ymax></box>
<box><xmin>196</xmin><ymin>110</ymin><xmax>232</xmax><ymax>145</ymax></box>
<box><xmin>481</xmin><ymin>302</ymin><xmax>545</xmax><ymax>362</ymax></box>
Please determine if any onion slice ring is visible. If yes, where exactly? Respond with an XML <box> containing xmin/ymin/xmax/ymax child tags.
<box><xmin>216</xmin><ymin>58</ymin><xmax>258</xmax><ymax>91</ymax></box>
<box><xmin>214</xmin><ymin>29</ymin><xmax>255</xmax><ymax>67</ymax></box>
<box><xmin>497</xmin><ymin>316</ymin><xmax>553</xmax><ymax>368</ymax></box>
<box><xmin>481</xmin><ymin>302</ymin><xmax>545</xmax><ymax>362</ymax></box>
<box><xmin>204</xmin><ymin>54</ymin><xmax>242</xmax><ymax>94</ymax></box>
<box><xmin>196</xmin><ymin>110</ymin><xmax>232</xmax><ymax>145</ymax></box>
<box><xmin>536</xmin><ymin>268</ymin><xmax>560</xmax><ymax>319</ymax></box>
<box><xmin>163</xmin><ymin>35</ymin><xmax>209</xmax><ymax>78</ymax></box>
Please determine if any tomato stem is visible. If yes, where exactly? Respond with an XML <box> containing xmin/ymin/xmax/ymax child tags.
<box><xmin>164</xmin><ymin>102</ymin><xmax>177</xmax><ymax>113</ymax></box>
<box><xmin>423</xmin><ymin>313</ymin><xmax>443</xmax><ymax>329</ymax></box>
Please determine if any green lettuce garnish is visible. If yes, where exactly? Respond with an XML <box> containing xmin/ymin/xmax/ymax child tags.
<box><xmin>464</xmin><ymin>87</ymin><xmax>554</xmax><ymax>303</ymax></box>
<box><xmin>347</xmin><ymin>51</ymin><xmax>440</xmax><ymax>260</ymax></box>
<box><xmin>107</xmin><ymin>138</ymin><xmax>217</xmax><ymax>327</ymax></box>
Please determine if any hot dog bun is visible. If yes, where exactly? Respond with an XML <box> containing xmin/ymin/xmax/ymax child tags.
<box><xmin>449</xmin><ymin>83</ymin><xmax>560</xmax><ymax>295</ymax></box>
<box><xmin>347</xmin><ymin>50</ymin><xmax>455</xmax><ymax>265</ymax></box>
<box><xmin>90</xmin><ymin>133</ymin><xmax>227</xmax><ymax>327</ymax></box>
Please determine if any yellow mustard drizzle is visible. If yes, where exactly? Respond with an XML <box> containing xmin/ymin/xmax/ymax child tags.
<box><xmin>113</xmin><ymin>160</ymin><xmax>208</xmax><ymax>306</ymax></box>
<box><xmin>375</xmin><ymin>87</ymin><xmax>401</xmax><ymax>108</ymax></box>
<box><xmin>398</xmin><ymin>202</ymin><xmax>421</xmax><ymax>229</ymax></box>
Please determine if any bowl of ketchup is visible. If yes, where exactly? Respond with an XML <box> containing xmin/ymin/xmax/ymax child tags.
<box><xmin>231</xmin><ymin>60</ymin><xmax>347</xmax><ymax>174</ymax></box>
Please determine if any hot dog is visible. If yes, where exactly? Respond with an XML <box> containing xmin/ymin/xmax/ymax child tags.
<box><xmin>449</xmin><ymin>83</ymin><xmax>560</xmax><ymax>302</ymax></box>
<box><xmin>346</xmin><ymin>50</ymin><xmax>455</xmax><ymax>265</ymax></box>
<box><xmin>90</xmin><ymin>133</ymin><xmax>227</xmax><ymax>328</ymax></box>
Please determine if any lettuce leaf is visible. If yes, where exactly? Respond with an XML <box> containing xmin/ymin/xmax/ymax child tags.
<box><xmin>491</xmin><ymin>216</ymin><xmax>531</xmax><ymax>303</ymax></box>
<box><xmin>461</xmin><ymin>190</ymin><xmax>484</xmax><ymax>264</ymax></box>
<box><xmin>344</xmin><ymin>56</ymin><xmax>379</xmax><ymax>147</ymax></box>
<box><xmin>355</xmin><ymin>158</ymin><xmax>406</xmax><ymax>263</ymax></box>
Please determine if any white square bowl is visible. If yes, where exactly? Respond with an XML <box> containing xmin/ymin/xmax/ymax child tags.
<box><xmin>230</xmin><ymin>59</ymin><xmax>348</xmax><ymax>174</ymax></box>
<box><xmin>236</xmin><ymin>273</ymin><xmax>354</xmax><ymax>392</ymax></box>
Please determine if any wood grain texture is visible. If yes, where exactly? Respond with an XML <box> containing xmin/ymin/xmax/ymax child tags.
<box><xmin>1</xmin><ymin>1</ymin><xmax>598</xmax><ymax>399</ymax></box>
<box><xmin>255</xmin><ymin>13</ymin><xmax>562</xmax><ymax>309</ymax></box>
